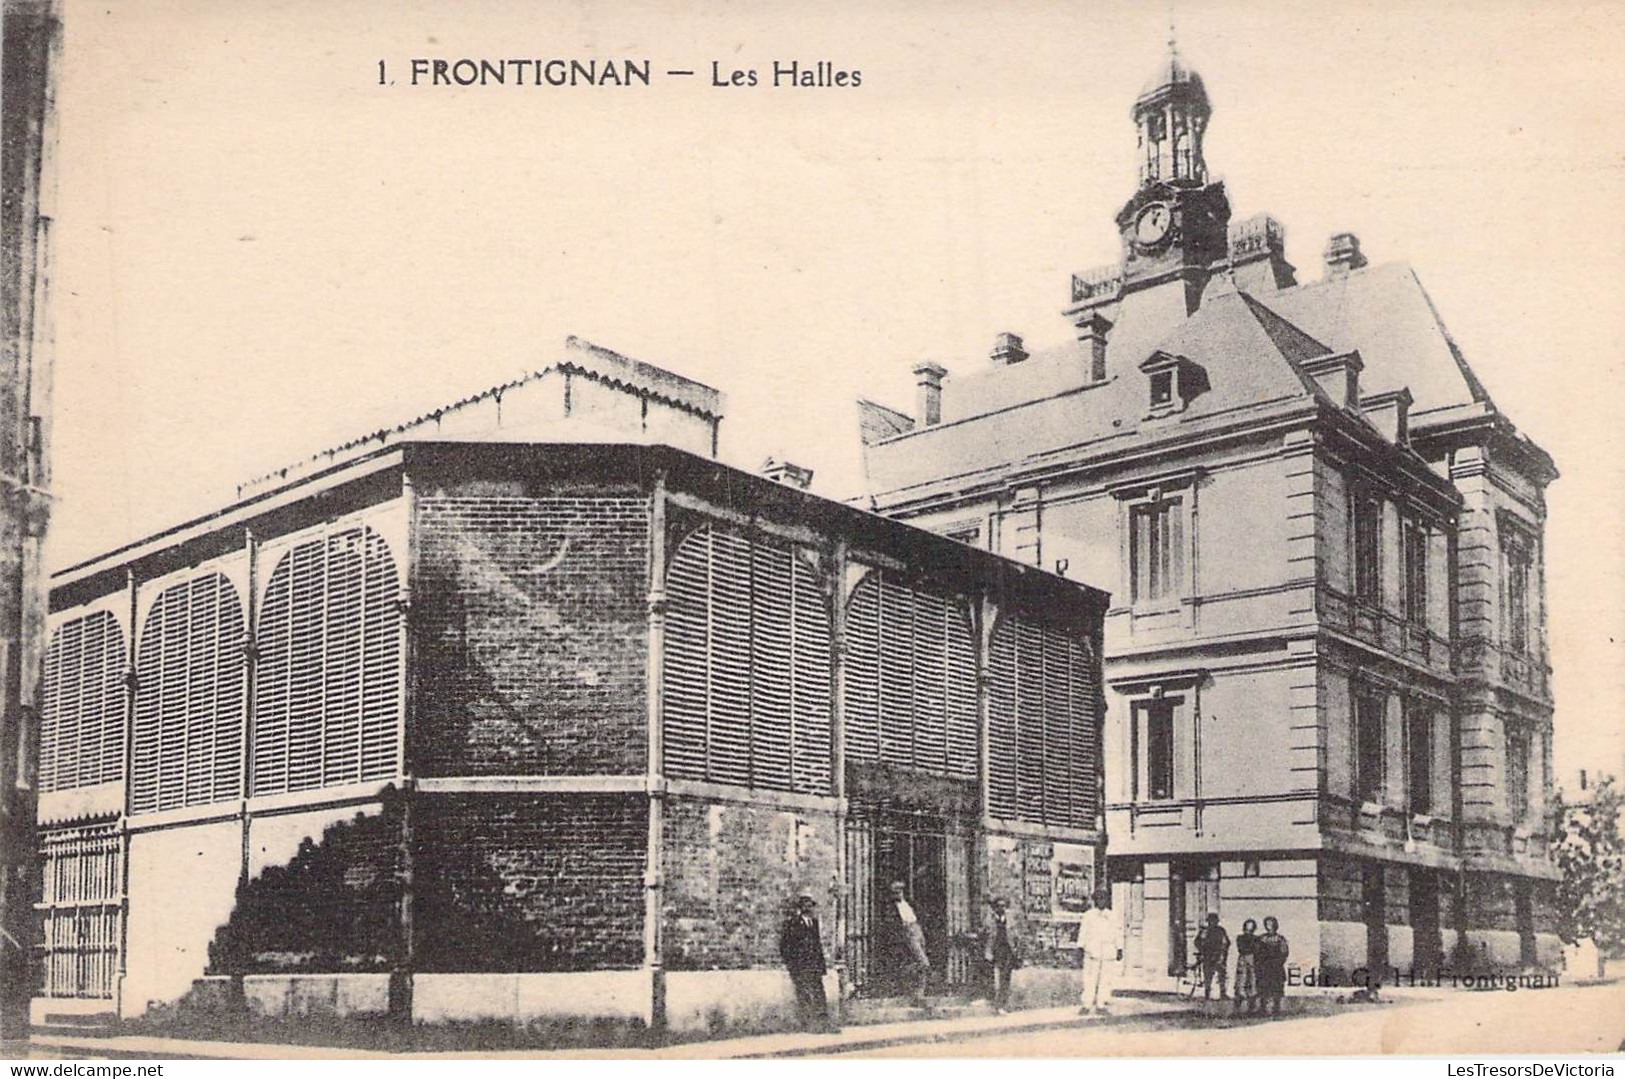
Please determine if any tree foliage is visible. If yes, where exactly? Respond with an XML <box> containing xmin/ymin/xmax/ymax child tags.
<box><xmin>1551</xmin><ymin>773</ymin><xmax>1625</xmax><ymax>957</ymax></box>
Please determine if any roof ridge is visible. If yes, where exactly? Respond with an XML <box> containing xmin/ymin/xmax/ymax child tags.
<box><xmin>1235</xmin><ymin>290</ymin><xmax>1334</xmax><ymax>362</ymax></box>
<box><xmin>1401</xmin><ymin>268</ymin><xmax>1495</xmax><ymax>410</ymax></box>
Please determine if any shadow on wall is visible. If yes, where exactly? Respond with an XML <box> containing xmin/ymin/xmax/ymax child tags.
<box><xmin>206</xmin><ymin>801</ymin><xmax>405</xmax><ymax>976</ymax></box>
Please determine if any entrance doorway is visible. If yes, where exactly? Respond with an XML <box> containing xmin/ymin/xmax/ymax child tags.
<box><xmin>845</xmin><ymin>809</ymin><xmax>975</xmax><ymax>997</ymax></box>
<box><xmin>1168</xmin><ymin>860</ymin><xmax>1219</xmax><ymax>976</ymax></box>
<box><xmin>1410</xmin><ymin>869</ymin><xmax>1442</xmax><ymax>976</ymax></box>
<box><xmin>1515</xmin><ymin>881</ymin><xmax>1537</xmax><ymax>967</ymax></box>
<box><xmin>1363</xmin><ymin>863</ymin><xmax>1389</xmax><ymax>979</ymax></box>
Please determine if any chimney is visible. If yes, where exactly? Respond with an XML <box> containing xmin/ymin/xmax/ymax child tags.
<box><xmin>912</xmin><ymin>361</ymin><xmax>948</xmax><ymax>426</ymax></box>
<box><xmin>989</xmin><ymin>332</ymin><xmax>1028</xmax><ymax>366</ymax></box>
<box><xmin>1359</xmin><ymin>388</ymin><xmax>1413</xmax><ymax>446</ymax></box>
<box><xmin>1323</xmin><ymin>232</ymin><xmax>1369</xmax><ymax>278</ymax></box>
<box><xmin>761</xmin><ymin>456</ymin><xmax>814</xmax><ymax>490</ymax></box>
<box><xmin>1074</xmin><ymin>312</ymin><xmax>1113</xmax><ymax>383</ymax></box>
<box><xmin>1300</xmin><ymin>350</ymin><xmax>1364</xmax><ymax>409</ymax></box>
<box><xmin>1227</xmin><ymin>214</ymin><xmax>1297</xmax><ymax>291</ymax></box>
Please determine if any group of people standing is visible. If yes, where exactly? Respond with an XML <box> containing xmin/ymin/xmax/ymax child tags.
<box><xmin>1192</xmin><ymin>913</ymin><xmax>1291</xmax><ymax>1015</ymax></box>
<box><xmin>780</xmin><ymin>884</ymin><xmax>1293</xmax><ymax>1033</ymax></box>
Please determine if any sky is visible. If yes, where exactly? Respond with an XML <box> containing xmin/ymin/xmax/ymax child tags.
<box><xmin>45</xmin><ymin>0</ymin><xmax>1625</xmax><ymax>780</ymax></box>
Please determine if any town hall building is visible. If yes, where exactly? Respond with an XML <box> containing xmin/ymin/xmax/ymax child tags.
<box><xmin>858</xmin><ymin>49</ymin><xmax>1560</xmax><ymax>984</ymax></box>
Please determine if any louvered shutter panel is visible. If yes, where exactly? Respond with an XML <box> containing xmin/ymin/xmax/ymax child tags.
<box><xmin>254</xmin><ymin>552</ymin><xmax>292</xmax><ymax>795</ymax></box>
<box><xmin>878</xmin><ymin>579</ymin><xmax>915</xmax><ymax>768</ymax></box>
<box><xmin>912</xmin><ymin>588</ymin><xmax>948</xmax><ymax>773</ymax></box>
<box><xmin>990</xmin><ymin>613</ymin><xmax>1099</xmax><ymax>826</ymax></box>
<box><xmin>254</xmin><ymin>526</ymin><xmax>400</xmax><ymax>797</ymax></box>
<box><xmin>750</xmin><ymin>540</ymin><xmax>793</xmax><ymax>791</ymax></box>
<box><xmin>662</xmin><ymin>528</ymin><xmax>711</xmax><ymax>781</ymax></box>
<box><xmin>1015</xmin><ymin>619</ymin><xmax>1046</xmax><ymax>821</ymax></box>
<box><xmin>322</xmin><ymin>536</ymin><xmax>363</xmax><ymax>787</ymax></box>
<box><xmin>705</xmin><ymin>530</ymin><xmax>752</xmax><ymax>786</ymax></box>
<box><xmin>359</xmin><ymin>530</ymin><xmax>402</xmax><ymax>780</ymax></box>
<box><xmin>945</xmin><ymin>605</ymin><xmax>978</xmax><ymax>780</ymax></box>
<box><xmin>1042</xmin><ymin>625</ymin><xmax>1071</xmax><ymax>824</ymax></box>
<box><xmin>790</xmin><ymin>554</ymin><xmax>832</xmax><ymax>794</ymax></box>
<box><xmin>131</xmin><ymin>574</ymin><xmax>245</xmax><ymax>814</ymax></box>
<box><xmin>182</xmin><ymin>579</ymin><xmax>217</xmax><ymax>806</ymax></box>
<box><xmin>156</xmin><ymin>588</ymin><xmax>186</xmax><ymax>804</ymax></box>
<box><xmin>40</xmin><ymin>612</ymin><xmax>126</xmax><ymax>794</ymax></box>
<box><xmin>845</xmin><ymin>572</ymin><xmax>977</xmax><ymax>780</ymax></box>
<box><xmin>987</xmin><ymin>622</ymin><xmax>1018</xmax><ymax>818</ymax></box>
<box><xmin>94</xmin><ymin>615</ymin><xmax>125</xmax><ymax>785</ymax></box>
<box><xmin>660</xmin><ymin>526</ymin><xmax>832</xmax><ymax>793</ymax></box>
<box><xmin>62</xmin><ymin>618</ymin><xmax>87</xmax><ymax>787</ymax></box>
<box><xmin>285</xmin><ymin>537</ymin><xmax>324</xmax><ymax>792</ymax></box>
<box><xmin>843</xmin><ymin>574</ymin><xmax>881</xmax><ymax>764</ymax></box>
<box><xmin>130</xmin><ymin>608</ymin><xmax>162</xmax><ymax>814</ymax></box>
<box><xmin>211</xmin><ymin>575</ymin><xmax>248</xmax><ymax>800</ymax></box>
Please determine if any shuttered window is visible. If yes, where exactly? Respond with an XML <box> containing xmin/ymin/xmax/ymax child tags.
<box><xmin>663</xmin><ymin>525</ymin><xmax>832</xmax><ymax>794</ymax></box>
<box><xmin>842</xmin><ymin>571</ymin><xmax>977</xmax><ymax>779</ymax></box>
<box><xmin>130</xmin><ymin>573</ymin><xmax>246</xmax><ymax>815</ymax></box>
<box><xmin>253</xmin><ymin>526</ymin><xmax>401</xmax><ymax>796</ymax></box>
<box><xmin>987</xmin><ymin>614</ymin><xmax>1099</xmax><ymax>827</ymax></box>
<box><xmin>40</xmin><ymin>611</ymin><xmax>126</xmax><ymax>793</ymax></box>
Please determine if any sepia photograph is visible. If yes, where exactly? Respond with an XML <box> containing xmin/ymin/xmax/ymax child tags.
<box><xmin>1</xmin><ymin>0</ymin><xmax>1623</xmax><ymax>1065</ymax></box>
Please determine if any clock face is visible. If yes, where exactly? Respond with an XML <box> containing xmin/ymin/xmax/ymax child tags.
<box><xmin>1135</xmin><ymin>203</ymin><xmax>1172</xmax><ymax>246</ymax></box>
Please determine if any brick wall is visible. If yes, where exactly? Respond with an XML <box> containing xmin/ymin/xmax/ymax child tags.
<box><xmin>662</xmin><ymin>797</ymin><xmax>838</xmax><ymax>971</ymax></box>
<box><xmin>414</xmin><ymin>793</ymin><xmax>646</xmax><ymax>972</ymax></box>
<box><xmin>208</xmin><ymin>806</ymin><xmax>403</xmax><ymax>974</ymax></box>
<box><xmin>415</xmin><ymin>494</ymin><xmax>650</xmax><ymax>776</ymax></box>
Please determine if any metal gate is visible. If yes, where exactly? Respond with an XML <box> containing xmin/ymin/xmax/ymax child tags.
<box><xmin>844</xmin><ymin>810</ymin><xmax>976</xmax><ymax>996</ymax></box>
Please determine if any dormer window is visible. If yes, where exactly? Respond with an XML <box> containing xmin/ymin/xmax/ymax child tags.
<box><xmin>1150</xmin><ymin>371</ymin><xmax>1174</xmax><ymax>407</ymax></box>
<box><xmin>1139</xmin><ymin>350</ymin><xmax>1206</xmax><ymax>415</ymax></box>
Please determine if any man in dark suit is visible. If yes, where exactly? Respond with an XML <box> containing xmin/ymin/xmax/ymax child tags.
<box><xmin>980</xmin><ymin>897</ymin><xmax>1022</xmax><ymax>1013</ymax></box>
<box><xmin>779</xmin><ymin>891</ymin><xmax>836</xmax><ymax>1032</ymax></box>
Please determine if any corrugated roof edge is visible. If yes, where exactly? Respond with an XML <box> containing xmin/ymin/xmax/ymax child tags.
<box><xmin>235</xmin><ymin>336</ymin><xmax>725</xmax><ymax>497</ymax></box>
<box><xmin>53</xmin><ymin>440</ymin><xmax>1112</xmax><ymax>617</ymax></box>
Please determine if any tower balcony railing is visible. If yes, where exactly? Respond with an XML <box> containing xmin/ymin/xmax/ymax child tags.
<box><xmin>1070</xmin><ymin>264</ymin><xmax>1124</xmax><ymax>305</ymax></box>
<box><xmin>1227</xmin><ymin>213</ymin><xmax>1284</xmax><ymax>261</ymax></box>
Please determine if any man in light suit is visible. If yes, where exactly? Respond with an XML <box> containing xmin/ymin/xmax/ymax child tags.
<box><xmin>1075</xmin><ymin>891</ymin><xmax>1121</xmax><ymax>1015</ymax></box>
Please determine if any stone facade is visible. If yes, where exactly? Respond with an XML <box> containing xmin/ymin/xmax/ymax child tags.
<box><xmin>858</xmin><ymin>52</ymin><xmax>1559</xmax><ymax>988</ymax></box>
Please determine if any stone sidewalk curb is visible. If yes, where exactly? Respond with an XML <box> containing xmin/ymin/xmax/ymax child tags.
<box><xmin>23</xmin><ymin>1000</ymin><xmax>1196</xmax><ymax>1061</ymax></box>
<box><xmin>729</xmin><ymin>1006</ymin><xmax>1184</xmax><ymax>1059</ymax></box>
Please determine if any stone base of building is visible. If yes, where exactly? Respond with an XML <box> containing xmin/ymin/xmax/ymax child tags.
<box><xmin>87</xmin><ymin>964</ymin><xmax>1093</xmax><ymax>1046</ymax></box>
<box><xmin>1110</xmin><ymin>852</ymin><xmax>1562</xmax><ymax>991</ymax></box>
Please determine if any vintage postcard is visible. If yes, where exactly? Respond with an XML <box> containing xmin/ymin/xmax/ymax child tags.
<box><xmin>3</xmin><ymin>0</ymin><xmax>1622</xmax><ymax>1063</ymax></box>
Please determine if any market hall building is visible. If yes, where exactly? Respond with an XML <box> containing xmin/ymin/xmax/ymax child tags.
<box><xmin>858</xmin><ymin>52</ymin><xmax>1560</xmax><ymax>984</ymax></box>
<box><xmin>32</xmin><ymin>336</ymin><xmax>1108</xmax><ymax>1039</ymax></box>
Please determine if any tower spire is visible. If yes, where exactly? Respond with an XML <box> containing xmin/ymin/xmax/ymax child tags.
<box><xmin>1132</xmin><ymin>34</ymin><xmax>1210</xmax><ymax>187</ymax></box>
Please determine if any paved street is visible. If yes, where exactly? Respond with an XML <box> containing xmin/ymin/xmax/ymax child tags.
<box><xmin>831</xmin><ymin>982</ymin><xmax>1625</xmax><ymax>1057</ymax></box>
<box><xmin>16</xmin><ymin>983</ymin><xmax>1624</xmax><ymax>1059</ymax></box>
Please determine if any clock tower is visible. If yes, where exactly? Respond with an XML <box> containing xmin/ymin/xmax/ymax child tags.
<box><xmin>1113</xmin><ymin>45</ymin><xmax>1232</xmax><ymax>313</ymax></box>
